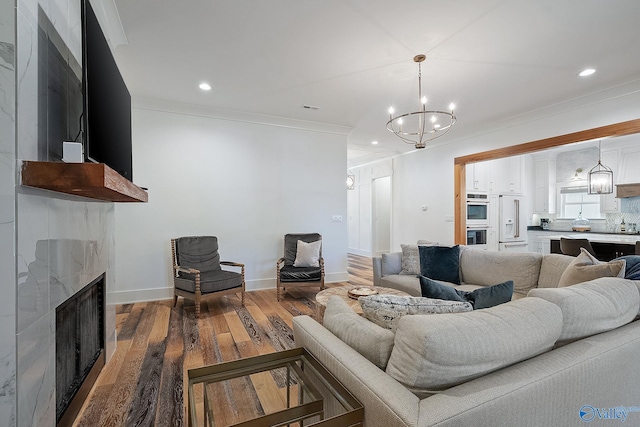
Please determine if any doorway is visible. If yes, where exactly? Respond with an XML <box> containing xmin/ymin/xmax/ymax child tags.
<box><xmin>372</xmin><ymin>176</ymin><xmax>391</xmax><ymax>256</ymax></box>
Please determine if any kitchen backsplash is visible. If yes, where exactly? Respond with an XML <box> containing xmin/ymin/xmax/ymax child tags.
<box><xmin>620</xmin><ymin>196</ymin><xmax>640</xmax><ymax>214</ymax></box>
<box><xmin>545</xmin><ymin>212</ymin><xmax>640</xmax><ymax>234</ymax></box>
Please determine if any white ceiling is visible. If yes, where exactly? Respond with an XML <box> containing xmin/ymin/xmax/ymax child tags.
<box><xmin>110</xmin><ymin>0</ymin><xmax>640</xmax><ymax>168</ymax></box>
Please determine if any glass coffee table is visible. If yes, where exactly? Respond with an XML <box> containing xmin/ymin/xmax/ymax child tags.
<box><xmin>187</xmin><ymin>347</ymin><xmax>363</xmax><ymax>427</ymax></box>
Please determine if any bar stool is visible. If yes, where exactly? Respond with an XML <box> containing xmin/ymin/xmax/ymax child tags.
<box><xmin>560</xmin><ymin>237</ymin><xmax>596</xmax><ymax>257</ymax></box>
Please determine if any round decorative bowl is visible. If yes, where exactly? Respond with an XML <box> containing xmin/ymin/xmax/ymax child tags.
<box><xmin>347</xmin><ymin>287</ymin><xmax>378</xmax><ymax>299</ymax></box>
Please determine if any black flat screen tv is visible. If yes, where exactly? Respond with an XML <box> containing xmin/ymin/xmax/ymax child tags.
<box><xmin>81</xmin><ymin>0</ymin><xmax>133</xmax><ymax>181</ymax></box>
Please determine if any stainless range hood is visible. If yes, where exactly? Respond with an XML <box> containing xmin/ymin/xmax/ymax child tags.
<box><xmin>616</xmin><ymin>183</ymin><xmax>640</xmax><ymax>198</ymax></box>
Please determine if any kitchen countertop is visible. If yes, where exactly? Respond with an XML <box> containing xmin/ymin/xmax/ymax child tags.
<box><xmin>527</xmin><ymin>228</ymin><xmax>640</xmax><ymax>244</ymax></box>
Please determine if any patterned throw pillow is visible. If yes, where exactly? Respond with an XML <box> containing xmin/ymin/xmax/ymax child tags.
<box><xmin>399</xmin><ymin>244</ymin><xmax>420</xmax><ymax>275</ymax></box>
<box><xmin>359</xmin><ymin>294</ymin><xmax>472</xmax><ymax>332</ymax></box>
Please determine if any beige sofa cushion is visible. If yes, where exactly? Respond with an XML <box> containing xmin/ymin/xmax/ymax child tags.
<box><xmin>528</xmin><ymin>277</ymin><xmax>639</xmax><ymax>344</ymax></box>
<box><xmin>359</xmin><ymin>294</ymin><xmax>472</xmax><ymax>332</ymax></box>
<box><xmin>460</xmin><ymin>249</ymin><xmax>543</xmax><ymax>297</ymax></box>
<box><xmin>322</xmin><ymin>296</ymin><xmax>395</xmax><ymax>369</ymax></box>
<box><xmin>557</xmin><ymin>248</ymin><xmax>626</xmax><ymax>287</ymax></box>
<box><xmin>538</xmin><ymin>253</ymin><xmax>575</xmax><ymax>288</ymax></box>
<box><xmin>379</xmin><ymin>275</ymin><xmax>422</xmax><ymax>296</ymax></box>
<box><xmin>385</xmin><ymin>297</ymin><xmax>562</xmax><ymax>397</ymax></box>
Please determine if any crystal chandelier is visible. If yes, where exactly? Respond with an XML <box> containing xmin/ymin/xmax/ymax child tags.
<box><xmin>587</xmin><ymin>141</ymin><xmax>613</xmax><ymax>194</ymax></box>
<box><xmin>386</xmin><ymin>54</ymin><xmax>457</xmax><ymax>149</ymax></box>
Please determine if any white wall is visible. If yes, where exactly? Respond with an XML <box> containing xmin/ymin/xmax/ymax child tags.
<box><xmin>350</xmin><ymin>80</ymin><xmax>640</xmax><ymax>252</ymax></box>
<box><xmin>113</xmin><ymin>102</ymin><xmax>349</xmax><ymax>303</ymax></box>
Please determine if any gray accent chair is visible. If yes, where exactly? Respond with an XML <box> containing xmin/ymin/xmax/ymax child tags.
<box><xmin>276</xmin><ymin>233</ymin><xmax>324</xmax><ymax>301</ymax></box>
<box><xmin>559</xmin><ymin>237</ymin><xmax>596</xmax><ymax>257</ymax></box>
<box><xmin>171</xmin><ymin>236</ymin><xmax>245</xmax><ymax>318</ymax></box>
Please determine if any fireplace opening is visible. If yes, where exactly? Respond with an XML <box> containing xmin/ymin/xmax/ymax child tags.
<box><xmin>56</xmin><ymin>273</ymin><xmax>105</xmax><ymax>426</ymax></box>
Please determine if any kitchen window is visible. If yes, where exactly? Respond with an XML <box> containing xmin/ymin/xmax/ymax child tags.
<box><xmin>559</xmin><ymin>185</ymin><xmax>603</xmax><ymax>219</ymax></box>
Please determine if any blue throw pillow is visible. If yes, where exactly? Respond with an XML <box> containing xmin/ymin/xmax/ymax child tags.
<box><xmin>419</xmin><ymin>276</ymin><xmax>514</xmax><ymax>309</ymax></box>
<box><xmin>613</xmin><ymin>255</ymin><xmax>640</xmax><ymax>280</ymax></box>
<box><xmin>418</xmin><ymin>245</ymin><xmax>460</xmax><ymax>285</ymax></box>
<box><xmin>468</xmin><ymin>280</ymin><xmax>514</xmax><ymax>309</ymax></box>
<box><xmin>419</xmin><ymin>276</ymin><xmax>467</xmax><ymax>302</ymax></box>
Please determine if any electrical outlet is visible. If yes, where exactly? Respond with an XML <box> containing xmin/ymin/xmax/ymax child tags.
<box><xmin>445</xmin><ymin>215</ymin><xmax>454</xmax><ymax>222</ymax></box>
<box><xmin>332</xmin><ymin>215</ymin><xmax>343</xmax><ymax>222</ymax></box>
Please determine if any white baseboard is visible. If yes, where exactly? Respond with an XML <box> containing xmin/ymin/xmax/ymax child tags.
<box><xmin>109</xmin><ymin>272</ymin><xmax>350</xmax><ymax>304</ymax></box>
<box><xmin>109</xmin><ymin>287</ymin><xmax>173</xmax><ymax>305</ymax></box>
<box><xmin>326</xmin><ymin>272</ymin><xmax>349</xmax><ymax>283</ymax></box>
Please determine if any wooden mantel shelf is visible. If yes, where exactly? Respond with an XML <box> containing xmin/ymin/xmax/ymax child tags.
<box><xmin>21</xmin><ymin>161</ymin><xmax>148</xmax><ymax>202</ymax></box>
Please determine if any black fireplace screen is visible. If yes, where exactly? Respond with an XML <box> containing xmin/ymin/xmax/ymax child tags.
<box><xmin>55</xmin><ymin>273</ymin><xmax>105</xmax><ymax>423</ymax></box>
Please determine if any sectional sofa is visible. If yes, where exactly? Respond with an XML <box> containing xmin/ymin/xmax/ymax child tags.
<box><xmin>372</xmin><ymin>245</ymin><xmax>577</xmax><ymax>297</ymax></box>
<box><xmin>293</xmin><ymin>247</ymin><xmax>640</xmax><ymax>426</ymax></box>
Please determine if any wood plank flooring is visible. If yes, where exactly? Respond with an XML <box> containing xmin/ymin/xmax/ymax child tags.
<box><xmin>73</xmin><ymin>253</ymin><xmax>373</xmax><ymax>427</ymax></box>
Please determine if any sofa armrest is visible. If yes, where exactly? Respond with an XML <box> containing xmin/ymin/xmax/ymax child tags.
<box><xmin>372</xmin><ymin>256</ymin><xmax>383</xmax><ymax>286</ymax></box>
<box><xmin>373</xmin><ymin>252</ymin><xmax>403</xmax><ymax>286</ymax></box>
<box><xmin>293</xmin><ymin>315</ymin><xmax>419</xmax><ymax>427</ymax></box>
<box><xmin>382</xmin><ymin>252</ymin><xmax>403</xmax><ymax>276</ymax></box>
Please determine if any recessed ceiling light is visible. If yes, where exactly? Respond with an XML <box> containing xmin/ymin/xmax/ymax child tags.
<box><xmin>371</xmin><ymin>141</ymin><xmax>379</xmax><ymax>145</ymax></box>
<box><xmin>578</xmin><ymin>68</ymin><xmax>596</xmax><ymax>77</ymax></box>
<box><xmin>199</xmin><ymin>82</ymin><xmax>212</xmax><ymax>91</ymax></box>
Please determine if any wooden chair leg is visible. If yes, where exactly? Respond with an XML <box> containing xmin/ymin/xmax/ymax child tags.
<box><xmin>195</xmin><ymin>293</ymin><xmax>201</xmax><ymax>319</ymax></box>
<box><xmin>173</xmin><ymin>294</ymin><xmax>178</xmax><ymax>307</ymax></box>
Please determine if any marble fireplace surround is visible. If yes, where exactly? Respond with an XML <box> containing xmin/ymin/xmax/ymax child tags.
<box><xmin>16</xmin><ymin>193</ymin><xmax>117</xmax><ymax>427</ymax></box>
<box><xmin>4</xmin><ymin>0</ymin><xmax>120</xmax><ymax>425</ymax></box>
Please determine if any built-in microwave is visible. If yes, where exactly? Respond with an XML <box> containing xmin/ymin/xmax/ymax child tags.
<box><xmin>466</xmin><ymin>193</ymin><xmax>489</xmax><ymax>226</ymax></box>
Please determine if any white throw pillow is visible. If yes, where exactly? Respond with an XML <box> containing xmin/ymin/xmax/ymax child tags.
<box><xmin>293</xmin><ymin>239</ymin><xmax>321</xmax><ymax>267</ymax></box>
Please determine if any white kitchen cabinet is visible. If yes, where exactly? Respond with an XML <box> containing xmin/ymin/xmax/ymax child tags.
<box><xmin>533</xmin><ymin>158</ymin><xmax>556</xmax><ymax>214</ymax></box>
<box><xmin>600</xmin><ymin>148</ymin><xmax>620</xmax><ymax>213</ymax></box>
<box><xmin>617</xmin><ymin>146</ymin><xmax>640</xmax><ymax>184</ymax></box>
<box><xmin>529</xmin><ymin>239</ymin><xmax>544</xmax><ymax>254</ymax></box>
<box><xmin>466</xmin><ymin>161</ymin><xmax>488</xmax><ymax>192</ymax></box>
<box><xmin>489</xmin><ymin>156</ymin><xmax>523</xmax><ymax>194</ymax></box>
<box><xmin>527</xmin><ymin>231</ymin><xmax>551</xmax><ymax>255</ymax></box>
<box><xmin>487</xmin><ymin>194</ymin><xmax>499</xmax><ymax>251</ymax></box>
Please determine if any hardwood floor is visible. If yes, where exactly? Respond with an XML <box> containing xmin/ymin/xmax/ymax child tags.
<box><xmin>73</xmin><ymin>253</ymin><xmax>373</xmax><ymax>427</ymax></box>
